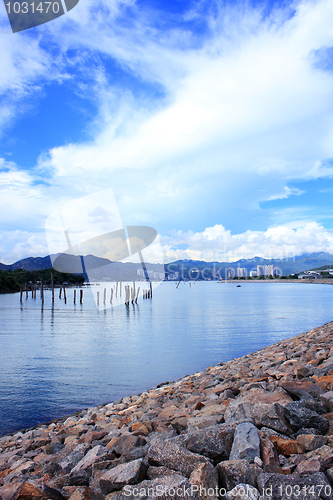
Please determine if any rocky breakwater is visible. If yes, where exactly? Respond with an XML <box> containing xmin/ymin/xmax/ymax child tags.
<box><xmin>3</xmin><ymin>323</ymin><xmax>333</xmax><ymax>500</ymax></box>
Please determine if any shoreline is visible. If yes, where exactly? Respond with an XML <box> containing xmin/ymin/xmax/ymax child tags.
<box><xmin>1</xmin><ymin>322</ymin><xmax>333</xmax><ymax>498</ymax></box>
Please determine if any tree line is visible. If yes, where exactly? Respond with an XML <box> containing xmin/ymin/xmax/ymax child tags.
<box><xmin>0</xmin><ymin>268</ymin><xmax>85</xmax><ymax>294</ymax></box>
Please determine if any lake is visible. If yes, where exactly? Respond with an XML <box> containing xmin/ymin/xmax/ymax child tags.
<box><xmin>0</xmin><ymin>281</ymin><xmax>332</xmax><ymax>437</ymax></box>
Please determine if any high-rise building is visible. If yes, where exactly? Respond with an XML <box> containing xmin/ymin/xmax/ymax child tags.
<box><xmin>237</xmin><ymin>267</ymin><xmax>247</xmax><ymax>277</ymax></box>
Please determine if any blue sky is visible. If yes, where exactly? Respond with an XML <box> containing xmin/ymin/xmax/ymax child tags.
<box><xmin>1</xmin><ymin>0</ymin><xmax>333</xmax><ymax>263</ymax></box>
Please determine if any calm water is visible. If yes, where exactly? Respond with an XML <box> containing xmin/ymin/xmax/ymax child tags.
<box><xmin>0</xmin><ymin>281</ymin><xmax>332</xmax><ymax>437</ymax></box>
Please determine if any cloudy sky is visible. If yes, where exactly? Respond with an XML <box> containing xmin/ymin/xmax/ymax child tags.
<box><xmin>1</xmin><ymin>0</ymin><xmax>333</xmax><ymax>263</ymax></box>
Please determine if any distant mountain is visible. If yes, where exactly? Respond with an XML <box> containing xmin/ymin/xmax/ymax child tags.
<box><xmin>1</xmin><ymin>252</ymin><xmax>333</xmax><ymax>279</ymax></box>
<box><xmin>0</xmin><ymin>256</ymin><xmax>52</xmax><ymax>271</ymax></box>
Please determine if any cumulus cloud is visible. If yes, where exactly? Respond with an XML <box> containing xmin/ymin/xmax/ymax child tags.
<box><xmin>161</xmin><ymin>222</ymin><xmax>333</xmax><ymax>262</ymax></box>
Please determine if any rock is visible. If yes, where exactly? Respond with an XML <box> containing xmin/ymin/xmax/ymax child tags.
<box><xmin>257</xmin><ymin>472</ymin><xmax>332</xmax><ymax>500</ymax></box>
<box><xmin>224</xmin><ymin>402</ymin><xmax>292</xmax><ymax>436</ymax></box>
<box><xmin>12</xmin><ymin>483</ymin><xmax>49</xmax><ymax>500</ymax></box>
<box><xmin>284</xmin><ymin>402</ymin><xmax>329</xmax><ymax>435</ymax></box>
<box><xmin>295</xmin><ymin>457</ymin><xmax>325</xmax><ymax>475</ymax></box>
<box><xmin>70</xmin><ymin>445</ymin><xmax>110</xmax><ymax>476</ymax></box>
<box><xmin>189</xmin><ymin>462</ymin><xmax>219</xmax><ymax>500</ymax></box>
<box><xmin>99</xmin><ymin>458</ymin><xmax>147</xmax><ymax>494</ymax></box>
<box><xmin>185</xmin><ymin>424</ymin><xmax>235</xmax><ymax>464</ymax></box>
<box><xmin>216</xmin><ymin>460</ymin><xmax>262</xmax><ymax>490</ymax></box>
<box><xmin>147</xmin><ymin>465</ymin><xmax>180</xmax><ymax>479</ymax></box>
<box><xmin>121</xmin><ymin>474</ymin><xmax>199</xmax><ymax>500</ymax></box>
<box><xmin>186</xmin><ymin>416</ymin><xmax>223</xmax><ymax>432</ymax></box>
<box><xmin>59</xmin><ymin>444</ymin><xmax>90</xmax><ymax>473</ymax></box>
<box><xmin>260</xmin><ymin>437</ymin><xmax>279</xmax><ymax>466</ymax></box>
<box><xmin>296</xmin><ymin>434</ymin><xmax>327</xmax><ymax>452</ymax></box>
<box><xmin>299</xmin><ymin>394</ymin><xmax>326</xmax><ymax>414</ymax></box>
<box><xmin>68</xmin><ymin>487</ymin><xmax>95</xmax><ymax>500</ymax></box>
<box><xmin>106</xmin><ymin>435</ymin><xmax>146</xmax><ymax>457</ymax></box>
<box><xmin>225</xmin><ymin>484</ymin><xmax>260</xmax><ymax>500</ymax></box>
<box><xmin>147</xmin><ymin>440</ymin><xmax>211</xmax><ymax>477</ymax></box>
<box><xmin>229</xmin><ymin>422</ymin><xmax>260</xmax><ymax>463</ymax></box>
<box><xmin>269</xmin><ymin>436</ymin><xmax>304</xmax><ymax>456</ymax></box>
<box><xmin>320</xmin><ymin>391</ymin><xmax>333</xmax><ymax>412</ymax></box>
<box><xmin>279</xmin><ymin>381</ymin><xmax>324</xmax><ymax>399</ymax></box>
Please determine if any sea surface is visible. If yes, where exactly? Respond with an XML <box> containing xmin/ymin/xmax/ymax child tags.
<box><xmin>0</xmin><ymin>281</ymin><xmax>332</xmax><ymax>437</ymax></box>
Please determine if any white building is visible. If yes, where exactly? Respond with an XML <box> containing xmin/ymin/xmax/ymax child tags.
<box><xmin>237</xmin><ymin>267</ymin><xmax>247</xmax><ymax>277</ymax></box>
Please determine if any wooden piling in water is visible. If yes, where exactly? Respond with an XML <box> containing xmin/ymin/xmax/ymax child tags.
<box><xmin>34</xmin><ymin>284</ymin><xmax>37</xmax><ymax>299</ymax></box>
<box><xmin>63</xmin><ymin>286</ymin><xmax>66</xmax><ymax>304</ymax></box>
<box><xmin>26</xmin><ymin>284</ymin><xmax>28</xmax><ymax>299</ymax></box>
<box><xmin>120</xmin><ymin>281</ymin><xmax>122</xmax><ymax>297</ymax></box>
<box><xmin>20</xmin><ymin>286</ymin><xmax>23</xmax><ymax>304</ymax></box>
<box><xmin>80</xmin><ymin>289</ymin><xmax>83</xmax><ymax>304</ymax></box>
<box><xmin>73</xmin><ymin>289</ymin><xmax>76</xmax><ymax>304</ymax></box>
<box><xmin>59</xmin><ymin>288</ymin><xmax>62</xmax><ymax>299</ymax></box>
<box><xmin>110</xmin><ymin>288</ymin><xmax>113</xmax><ymax>304</ymax></box>
<box><xmin>50</xmin><ymin>277</ymin><xmax>53</xmax><ymax>301</ymax></box>
<box><xmin>136</xmin><ymin>287</ymin><xmax>140</xmax><ymax>304</ymax></box>
<box><xmin>150</xmin><ymin>281</ymin><xmax>153</xmax><ymax>298</ymax></box>
<box><xmin>97</xmin><ymin>291</ymin><xmax>100</xmax><ymax>306</ymax></box>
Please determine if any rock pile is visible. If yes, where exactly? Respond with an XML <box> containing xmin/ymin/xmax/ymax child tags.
<box><xmin>2</xmin><ymin>321</ymin><xmax>333</xmax><ymax>500</ymax></box>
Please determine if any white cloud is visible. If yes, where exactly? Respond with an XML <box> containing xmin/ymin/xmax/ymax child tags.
<box><xmin>160</xmin><ymin>222</ymin><xmax>333</xmax><ymax>262</ymax></box>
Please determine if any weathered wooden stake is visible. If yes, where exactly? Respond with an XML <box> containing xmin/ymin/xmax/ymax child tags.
<box><xmin>120</xmin><ymin>281</ymin><xmax>122</xmax><ymax>297</ymax></box>
<box><xmin>73</xmin><ymin>289</ymin><xmax>76</xmax><ymax>304</ymax></box>
<box><xmin>26</xmin><ymin>284</ymin><xmax>28</xmax><ymax>299</ymax></box>
<box><xmin>59</xmin><ymin>288</ymin><xmax>62</xmax><ymax>299</ymax></box>
<box><xmin>150</xmin><ymin>280</ymin><xmax>153</xmax><ymax>298</ymax></box>
<box><xmin>97</xmin><ymin>291</ymin><xmax>100</xmax><ymax>306</ymax></box>
<box><xmin>20</xmin><ymin>285</ymin><xmax>23</xmax><ymax>304</ymax></box>
<box><xmin>135</xmin><ymin>287</ymin><xmax>140</xmax><ymax>303</ymax></box>
<box><xmin>110</xmin><ymin>288</ymin><xmax>113</xmax><ymax>304</ymax></box>
<box><xmin>80</xmin><ymin>289</ymin><xmax>83</xmax><ymax>304</ymax></box>
<box><xmin>51</xmin><ymin>272</ymin><xmax>54</xmax><ymax>304</ymax></box>
<box><xmin>63</xmin><ymin>286</ymin><xmax>67</xmax><ymax>304</ymax></box>
<box><xmin>116</xmin><ymin>281</ymin><xmax>118</xmax><ymax>297</ymax></box>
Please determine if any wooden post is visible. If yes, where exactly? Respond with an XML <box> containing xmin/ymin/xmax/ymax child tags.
<box><xmin>97</xmin><ymin>291</ymin><xmax>100</xmax><ymax>306</ymax></box>
<box><xmin>26</xmin><ymin>283</ymin><xmax>28</xmax><ymax>299</ymax></box>
<box><xmin>80</xmin><ymin>289</ymin><xmax>83</xmax><ymax>304</ymax></box>
<box><xmin>51</xmin><ymin>272</ymin><xmax>54</xmax><ymax>304</ymax></box>
<box><xmin>110</xmin><ymin>288</ymin><xmax>113</xmax><ymax>304</ymax></box>
<box><xmin>73</xmin><ymin>289</ymin><xmax>76</xmax><ymax>304</ymax></box>
<box><xmin>59</xmin><ymin>287</ymin><xmax>62</xmax><ymax>299</ymax></box>
<box><xmin>20</xmin><ymin>285</ymin><xmax>23</xmax><ymax>304</ymax></box>
<box><xmin>63</xmin><ymin>286</ymin><xmax>67</xmax><ymax>304</ymax></box>
<box><xmin>120</xmin><ymin>281</ymin><xmax>122</xmax><ymax>297</ymax></box>
<box><xmin>150</xmin><ymin>280</ymin><xmax>153</xmax><ymax>298</ymax></box>
<box><xmin>104</xmin><ymin>288</ymin><xmax>106</xmax><ymax>304</ymax></box>
<box><xmin>31</xmin><ymin>288</ymin><xmax>33</xmax><ymax>298</ymax></box>
<box><xmin>133</xmin><ymin>281</ymin><xmax>136</xmax><ymax>299</ymax></box>
<box><xmin>135</xmin><ymin>287</ymin><xmax>140</xmax><ymax>304</ymax></box>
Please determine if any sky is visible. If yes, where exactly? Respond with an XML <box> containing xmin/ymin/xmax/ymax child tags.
<box><xmin>1</xmin><ymin>0</ymin><xmax>333</xmax><ymax>263</ymax></box>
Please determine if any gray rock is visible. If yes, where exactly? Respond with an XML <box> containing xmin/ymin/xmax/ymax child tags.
<box><xmin>59</xmin><ymin>443</ymin><xmax>90</xmax><ymax>472</ymax></box>
<box><xmin>225</xmin><ymin>484</ymin><xmax>260</xmax><ymax>500</ymax></box>
<box><xmin>257</xmin><ymin>472</ymin><xmax>332</xmax><ymax>500</ymax></box>
<box><xmin>229</xmin><ymin>422</ymin><xmax>260</xmax><ymax>463</ymax></box>
<box><xmin>283</xmin><ymin>402</ymin><xmax>329</xmax><ymax>435</ymax></box>
<box><xmin>320</xmin><ymin>391</ymin><xmax>333</xmax><ymax>412</ymax></box>
<box><xmin>99</xmin><ymin>458</ymin><xmax>147</xmax><ymax>494</ymax></box>
<box><xmin>185</xmin><ymin>424</ymin><xmax>235</xmax><ymax>464</ymax></box>
<box><xmin>147</xmin><ymin>465</ymin><xmax>180</xmax><ymax>479</ymax></box>
<box><xmin>187</xmin><ymin>416</ymin><xmax>223</xmax><ymax>432</ymax></box>
<box><xmin>70</xmin><ymin>445</ymin><xmax>110</xmax><ymax>475</ymax></box>
<box><xmin>224</xmin><ymin>403</ymin><xmax>292</xmax><ymax>436</ymax></box>
<box><xmin>147</xmin><ymin>440</ymin><xmax>212</xmax><ymax>477</ymax></box>
<box><xmin>299</xmin><ymin>394</ymin><xmax>326</xmax><ymax>414</ymax></box>
<box><xmin>216</xmin><ymin>459</ymin><xmax>262</xmax><ymax>491</ymax></box>
<box><xmin>121</xmin><ymin>474</ymin><xmax>199</xmax><ymax>500</ymax></box>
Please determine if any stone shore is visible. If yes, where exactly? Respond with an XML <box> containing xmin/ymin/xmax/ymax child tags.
<box><xmin>2</xmin><ymin>322</ymin><xmax>333</xmax><ymax>500</ymax></box>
